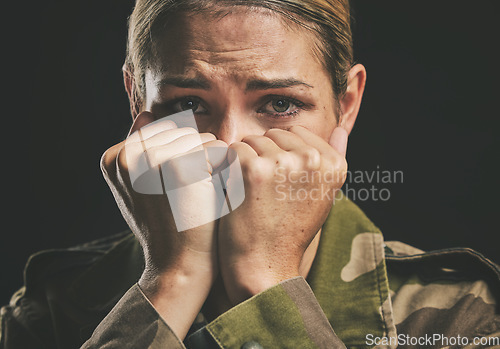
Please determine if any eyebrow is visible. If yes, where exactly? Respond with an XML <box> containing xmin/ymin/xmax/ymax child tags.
<box><xmin>246</xmin><ymin>78</ymin><xmax>314</xmax><ymax>91</ymax></box>
<box><xmin>157</xmin><ymin>76</ymin><xmax>211</xmax><ymax>90</ymax></box>
<box><xmin>156</xmin><ymin>76</ymin><xmax>314</xmax><ymax>91</ymax></box>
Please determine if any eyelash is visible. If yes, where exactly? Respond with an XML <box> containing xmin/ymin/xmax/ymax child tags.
<box><xmin>166</xmin><ymin>96</ymin><xmax>208</xmax><ymax>115</ymax></box>
<box><xmin>257</xmin><ymin>95</ymin><xmax>305</xmax><ymax>119</ymax></box>
<box><xmin>164</xmin><ymin>95</ymin><xmax>306</xmax><ymax>119</ymax></box>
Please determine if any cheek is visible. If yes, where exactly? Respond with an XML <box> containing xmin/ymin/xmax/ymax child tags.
<box><xmin>300</xmin><ymin>76</ymin><xmax>339</xmax><ymax>141</ymax></box>
<box><xmin>303</xmin><ymin>105</ymin><xmax>338</xmax><ymax>142</ymax></box>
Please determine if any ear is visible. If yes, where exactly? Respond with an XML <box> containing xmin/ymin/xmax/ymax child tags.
<box><xmin>123</xmin><ymin>64</ymin><xmax>143</xmax><ymax>120</ymax></box>
<box><xmin>338</xmin><ymin>64</ymin><xmax>366</xmax><ymax>135</ymax></box>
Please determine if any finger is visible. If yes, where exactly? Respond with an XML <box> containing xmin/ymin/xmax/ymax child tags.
<box><xmin>161</xmin><ymin>141</ymin><xmax>228</xmax><ymax>190</ymax></box>
<box><xmin>142</xmin><ymin>128</ymin><xmax>208</xmax><ymax>151</ymax></box>
<box><xmin>171</xmin><ymin>140</ymin><xmax>229</xmax><ymax>174</ymax></box>
<box><xmin>135</xmin><ymin>109</ymin><xmax>198</xmax><ymax>140</ymax></box>
<box><xmin>228</xmin><ymin>141</ymin><xmax>258</xmax><ymax>165</ymax></box>
<box><xmin>289</xmin><ymin>125</ymin><xmax>337</xmax><ymax>157</ymax></box>
<box><xmin>120</xmin><ymin>129</ymin><xmax>205</xmax><ymax>176</ymax></box>
<box><xmin>128</xmin><ymin>111</ymin><xmax>156</xmax><ymax>136</ymax></box>
<box><xmin>148</xmin><ymin>135</ymin><xmax>221</xmax><ymax>169</ymax></box>
<box><xmin>241</xmin><ymin>135</ymin><xmax>281</xmax><ymax>157</ymax></box>
<box><xmin>100</xmin><ymin>142</ymin><xmax>123</xmax><ymax>178</ymax></box>
<box><xmin>137</xmin><ymin>118</ymin><xmax>178</xmax><ymax>140</ymax></box>
<box><xmin>328</xmin><ymin>126</ymin><xmax>348</xmax><ymax>159</ymax></box>
<box><xmin>264</xmin><ymin>128</ymin><xmax>320</xmax><ymax>169</ymax></box>
<box><xmin>127</xmin><ymin>113</ymin><xmax>179</xmax><ymax>145</ymax></box>
<box><xmin>263</xmin><ymin>128</ymin><xmax>307</xmax><ymax>151</ymax></box>
<box><xmin>203</xmin><ymin>140</ymin><xmax>230</xmax><ymax>172</ymax></box>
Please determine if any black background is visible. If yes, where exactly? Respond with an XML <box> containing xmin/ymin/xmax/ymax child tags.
<box><xmin>2</xmin><ymin>0</ymin><xmax>499</xmax><ymax>304</ymax></box>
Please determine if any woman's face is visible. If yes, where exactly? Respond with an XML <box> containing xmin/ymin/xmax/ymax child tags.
<box><xmin>143</xmin><ymin>9</ymin><xmax>339</xmax><ymax>144</ymax></box>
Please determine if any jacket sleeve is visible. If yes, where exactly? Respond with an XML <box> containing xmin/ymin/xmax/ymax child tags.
<box><xmin>81</xmin><ymin>277</ymin><xmax>346</xmax><ymax>349</ymax></box>
<box><xmin>80</xmin><ymin>284</ymin><xmax>184</xmax><ymax>349</ymax></box>
<box><xmin>204</xmin><ymin>277</ymin><xmax>344</xmax><ymax>348</ymax></box>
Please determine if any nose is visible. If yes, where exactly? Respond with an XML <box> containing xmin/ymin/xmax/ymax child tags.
<box><xmin>207</xmin><ymin>112</ymin><xmax>266</xmax><ymax>145</ymax></box>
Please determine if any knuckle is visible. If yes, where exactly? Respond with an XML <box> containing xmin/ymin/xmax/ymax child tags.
<box><xmin>301</xmin><ymin>147</ymin><xmax>321</xmax><ymax>169</ymax></box>
<box><xmin>334</xmin><ymin>157</ymin><xmax>348</xmax><ymax>182</ymax></box>
<box><xmin>100</xmin><ymin>143</ymin><xmax>121</xmax><ymax>175</ymax></box>
<box><xmin>242</xmin><ymin>159</ymin><xmax>267</xmax><ymax>184</ymax></box>
<box><xmin>336</xmin><ymin>156</ymin><xmax>348</xmax><ymax>172</ymax></box>
<box><xmin>208</xmin><ymin>139</ymin><xmax>228</xmax><ymax>149</ymax></box>
<box><xmin>289</xmin><ymin>125</ymin><xmax>305</xmax><ymax>134</ymax></box>
<box><xmin>274</xmin><ymin>151</ymin><xmax>294</xmax><ymax>167</ymax></box>
<box><xmin>322</xmin><ymin>155</ymin><xmax>347</xmax><ymax>184</ymax></box>
<box><xmin>228</xmin><ymin>141</ymin><xmax>241</xmax><ymax>151</ymax></box>
<box><xmin>264</xmin><ymin>128</ymin><xmax>284</xmax><ymax>138</ymax></box>
<box><xmin>241</xmin><ymin>135</ymin><xmax>255</xmax><ymax>143</ymax></box>
<box><xmin>200</xmin><ymin>133</ymin><xmax>217</xmax><ymax>141</ymax></box>
<box><xmin>326</xmin><ymin>152</ymin><xmax>346</xmax><ymax>170</ymax></box>
<box><xmin>116</xmin><ymin>146</ymin><xmax>132</xmax><ymax>172</ymax></box>
<box><xmin>100</xmin><ymin>150</ymin><xmax>111</xmax><ymax>173</ymax></box>
<box><xmin>241</xmin><ymin>134</ymin><xmax>265</xmax><ymax>144</ymax></box>
<box><xmin>181</xmin><ymin>127</ymin><xmax>198</xmax><ymax>135</ymax></box>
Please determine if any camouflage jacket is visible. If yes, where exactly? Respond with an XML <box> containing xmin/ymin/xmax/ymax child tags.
<box><xmin>1</xmin><ymin>196</ymin><xmax>499</xmax><ymax>348</ymax></box>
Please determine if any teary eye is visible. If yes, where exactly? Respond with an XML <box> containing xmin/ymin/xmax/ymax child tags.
<box><xmin>258</xmin><ymin>96</ymin><xmax>305</xmax><ymax>118</ymax></box>
<box><xmin>271</xmin><ymin>99</ymin><xmax>290</xmax><ymax>113</ymax></box>
<box><xmin>168</xmin><ymin>97</ymin><xmax>208</xmax><ymax>114</ymax></box>
<box><xmin>179</xmin><ymin>98</ymin><xmax>200</xmax><ymax>112</ymax></box>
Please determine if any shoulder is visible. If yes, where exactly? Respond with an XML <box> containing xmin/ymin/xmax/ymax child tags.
<box><xmin>385</xmin><ymin>241</ymin><xmax>500</xmax><ymax>343</ymax></box>
<box><xmin>322</xmin><ymin>194</ymin><xmax>499</xmax><ymax>345</ymax></box>
<box><xmin>1</xmin><ymin>231</ymin><xmax>143</xmax><ymax>349</ymax></box>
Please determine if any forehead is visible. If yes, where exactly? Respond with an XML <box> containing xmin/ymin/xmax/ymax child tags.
<box><xmin>149</xmin><ymin>8</ymin><xmax>328</xmax><ymax>83</ymax></box>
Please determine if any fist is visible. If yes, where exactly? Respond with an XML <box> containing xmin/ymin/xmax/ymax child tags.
<box><xmin>218</xmin><ymin>126</ymin><xmax>348</xmax><ymax>304</ymax></box>
<box><xmin>100</xmin><ymin>111</ymin><xmax>227</xmax><ymax>276</ymax></box>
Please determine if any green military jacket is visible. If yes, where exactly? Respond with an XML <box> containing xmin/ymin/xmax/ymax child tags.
<box><xmin>1</xmin><ymin>196</ymin><xmax>499</xmax><ymax>348</ymax></box>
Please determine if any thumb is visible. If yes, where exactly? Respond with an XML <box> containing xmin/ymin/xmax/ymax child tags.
<box><xmin>329</xmin><ymin>126</ymin><xmax>348</xmax><ymax>158</ymax></box>
<box><xmin>128</xmin><ymin>111</ymin><xmax>156</xmax><ymax>137</ymax></box>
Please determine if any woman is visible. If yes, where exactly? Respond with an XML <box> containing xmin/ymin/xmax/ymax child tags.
<box><xmin>2</xmin><ymin>1</ymin><xmax>498</xmax><ymax>348</ymax></box>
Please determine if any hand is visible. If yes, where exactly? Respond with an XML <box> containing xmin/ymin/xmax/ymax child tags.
<box><xmin>100</xmin><ymin>111</ymin><xmax>228</xmax><ymax>338</ymax></box>
<box><xmin>218</xmin><ymin>126</ymin><xmax>348</xmax><ymax>305</ymax></box>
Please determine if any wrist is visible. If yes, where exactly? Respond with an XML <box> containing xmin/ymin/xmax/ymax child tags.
<box><xmin>144</xmin><ymin>246</ymin><xmax>218</xmax><ymax>281</ymax></box>
<box><xmin>140</xmin><ymin>267</ymin><xmax>208</xmax><ymax>291</ymax></box>
<box><xmin>138</xmin><ymin>265</ymin><xmax>214</xmax><ymax>340</ymax></box>
<box><xmin>222</xmin><ymin>260</ymin><xmax>300</xmax><ymax>305</ymax></box>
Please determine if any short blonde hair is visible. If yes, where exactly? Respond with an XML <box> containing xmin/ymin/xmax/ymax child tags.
<box><xmin>126</xmin><ymin>0</ymin><xmax>353</xmax><ymax>100</ymax></box>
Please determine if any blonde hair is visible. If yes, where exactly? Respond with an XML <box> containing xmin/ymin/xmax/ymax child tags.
<box><xmin>126</xmin><ymin>0</ymin><xmax>353</xmax><ymax>100</ymax></box>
